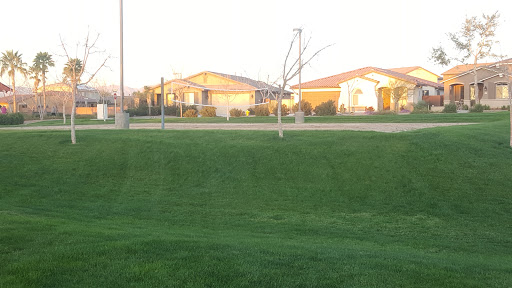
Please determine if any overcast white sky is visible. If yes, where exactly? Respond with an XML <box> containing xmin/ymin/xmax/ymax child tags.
<box><xmin>1</xmin><ymin>0</ymin><xmax>510</xmax><ymax>90</ymax></box>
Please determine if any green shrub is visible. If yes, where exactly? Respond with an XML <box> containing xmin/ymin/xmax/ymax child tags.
<box><xmin>200</xmin><ymin>106</ymin><xmax>217</xmax><ymax>117</ymax></box>
<box><xmin>0</xmin><ymin>113</ymin><xmax>24</xmax><ymax>125</ymax></box>
<box><xmin>292</xmin><ymin>101</ymin><xmax>313</xmax><ymax>116</ymax></box>
<box><xmin>501</xmin><ymin>105</ymin><xmax>510</xmax><ymax>111</ymax></box>
<box><xmin>229</xmin><ymin>108</ymin><xmax>244</xmax><ymax>117</ymax></box>
<box><xmin>443</xmin><ymin>103</ymin><xmax>457</xmax><ymax>113</ymax></box>
<box><xmin>411</xmin><ymin>100</ymin><xmax>430</xmax><ymax>114</ymax></box>
<box><xmin>254</xmin><ymin>104</ymin><xmax>270</xmax><ymax>116</ymax></box>
<box><xmin>314</xmin><ymin>100</ymin><xmax>337</xmax><ymax>116</ymax></box>
<box><xmin>183</xmin><ymin>109</ymin><xmax>197</xmax><ymax>118</ymax></box>
<box><xmin>482</xmin><ymin>104</ymin><xmax>491</xmax><ymax>110</ymax></box>
<box><xmin>272</xmin><ymin>104</ymin><xmax>290</xmax><ymax>116</ymax></box>
<box><xmin>470</xmin><ymin>104</ymin><xmax>484</xmax><ymax>113</ymax></box>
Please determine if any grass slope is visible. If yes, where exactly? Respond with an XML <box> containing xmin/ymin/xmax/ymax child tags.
<box><xmin>1</xmin><ymin>120</ymin><xmax>511</xmax><ymax>287</ymax></box>
<box><xmin>21</xmin><ymin>111</ymin><xmax>510</xmax><ymax>126</ymax></box>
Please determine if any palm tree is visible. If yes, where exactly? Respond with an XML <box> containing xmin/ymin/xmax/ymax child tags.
<box><xmin>0</xmin><ymin>50</ymin><xmax>28</xmax><ymax>113</ymax></box>
<box><xmin>29</xmin><ymin>66</ymin><xmax>42</xmax><ymax>118</ymax></box>
<box><xmin>33</xmin><ymin>52</ymin><xmax>55</xmax><ymax>117</ymax></box>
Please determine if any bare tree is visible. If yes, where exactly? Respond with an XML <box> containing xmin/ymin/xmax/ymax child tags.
<box><xmin>169</xmin><ymin>82</ymin><xmax>186</xmax><ymax>118</ymax></box>
<box><xmin>344</xmin><ymin>79</ymin><xmax>357</xmax><ymax>113</ymax></box>
<box><xmin>276</xmin><ymin>32</ymin><xmax>332</xmax><ymax>137</ymax></box>
<box><xmin>60</xmin><ymin>31</ymin><xmax>109</xmax><ymax>144</ymax></box>
<box><xmin>387</xmin><ymin>79</ymin><xmax>413</xmax><ymax>112</ymax></box>
<box><xmin>431</xmin><ymin>11</ymin><xmax>502</xmax><ymax>104</ymax></box>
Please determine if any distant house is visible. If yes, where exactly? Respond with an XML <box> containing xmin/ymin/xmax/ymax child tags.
<box><xmin>0</xmin><ymin>86</ymin><xmax>34</xmax><ymax>113</ymax></box>
<box><xmin>291</xmin><ymin>67</ymin><xmax>443</xmax><ymax>112</ymax></box>
<box><xmin>388</xmin><ymin>66</ymin><xmax>441</xmax><ymax>83</ymax></box>
<box><xmin>148</xmin><ymin>71</ymin><xmax>291</xmax><ymax>115</ymax></box>
<box><xmin>441</xmin><ymin>59</ymin><xmax>511</xmax><ymax>108</ymax></box>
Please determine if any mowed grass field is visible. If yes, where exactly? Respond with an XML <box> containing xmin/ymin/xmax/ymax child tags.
<box><xmin>1</xmin><ymin>113</ymin><xmax>511</xmax><ymax>287</ymax></box>
<box><xmin>22</xmin><ymin>110</ymin><xmax>509</xmax><ymax>126</ymax></box>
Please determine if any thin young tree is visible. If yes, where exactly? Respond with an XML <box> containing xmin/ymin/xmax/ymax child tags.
<box><xmin>143</xmin><ymin>86</ymin><xmax>152</xmax><ymax>116</ymax></box>
<box><xmin>276</xmin><ymin>32</ymin><xmax>332</xmax><ymax>137</ymax></box>
<box><xmin>29</xmin><ymin>66</ymin><xmax>42</xmax><ymax>119</ymax></box>
<box><xmin>431</xmin><ymin>11</ymin><xmax>502</xmax><ymax>104</ymax></box>
<box><xmin>387</xmin><ymin>79</ymin><xmax>412</xmax><ymax>112</ymax></box>
<box><xmin>60</xmin><ymin>32</ymin><xmax>109</xmax><ymax>144</ymax></box>
<box><xmin>0</xmin><ymin>50</ymin><xmax>28</xmax><ymax>113</ymax></box>
<box><xmin>33</xmin><ymin>52</ymin><xmax>55</xmax><ymax>117</ymax></box>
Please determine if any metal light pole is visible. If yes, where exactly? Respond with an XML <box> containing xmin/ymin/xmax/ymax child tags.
<box><xmin>293</xmin><ymin>28</ymin><xmax>302</xmax><ymax>112</ymax></box>
<box><xmin>293</xmin><ymin>28</ymin><xmax>304</xmax><ymax>124</ymax></box>
<box><xmin>120</xmin><ymin>0</ymin><xmax>124</xmax><ymax>112</ymax></box>
<box><xmin>115</xmin><ymin>0</ymin><xmax>129</xmax><ymax>128</ymax></box>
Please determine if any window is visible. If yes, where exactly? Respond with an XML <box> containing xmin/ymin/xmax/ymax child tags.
<box><xmin>422</xmin><ymin>90</ymin><xmax>429</xmax><ymax>96</ymax></box>
<box><xmin>352</xmin><ymin>89</ymin><xmax>362</xmax><ymax>106</ymax></box>
<box><xmin>496</xmin><ymin>83</ymin><xmax>509</xmax><ymax>99</ymax></box>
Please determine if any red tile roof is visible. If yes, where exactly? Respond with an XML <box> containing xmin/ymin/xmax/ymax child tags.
<box><xmin>388</xmin><ymin>66</ymin><xmax>421</xmax><ymax>74</ymax></box>
<box><xmin>292</xmin><ymin>67</ymin><xmax>443</xmax><ymax>89</ymax></box>
<box><xmin>0</xmin><ymin>82</ymin><xmax>11</xmax><ymax>93</ymax></box>
<box><xmin>441</xmin><ymin>63</ymin><xmax>491</xmax><ymax>75</ymax></box>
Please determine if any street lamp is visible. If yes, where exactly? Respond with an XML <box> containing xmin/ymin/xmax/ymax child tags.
<box><xmin>293</xmin><ymin>28</ymin><xmax>304</xmax><ymax>124</ymax></box>
<box><xmin>293</xmin><ymin>28</ymin><xmax>302</xmax><ymax>112</ymax></box>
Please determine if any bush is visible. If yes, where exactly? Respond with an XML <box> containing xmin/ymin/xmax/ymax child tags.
<box><xmin>183</xmin><ymin>109</ymin><xmax>197</xmax><ymax>118</ymax></box>
<box><xmin>443</xmin><ymin>103</ymin><xmax>457</xmax><ymax>113</ymax></box>
<box><xmin>411</xmin><ymin>100</ymin><xmax>430</xmax><ymax>114</ymax></box>
<box><xmin>292</xmin><ymin>101</ymin><xmax>313</xmax><ymax>116</ymax></box>
<box><xmin>247</xmin><ymin>108</ymin><xmax>255</xmax><ymax>115</ymax></box>
<box><xmin>470</xmin><ymin>104</ymin><xmax>484</xmax><ymax>113</ymax></box>
<box><xmin>365</xmin><ymin>106</ymin><xmax>375</xmax><ymax>112</ymax></box>
<box><xmin>0</xmin><ymin>113</ymin><xmax>24</xmax><ymax>125</ymax></box>
<box><xmin>501</xmin><ymin>105</ymin><xmax>510</xmax><ymax>111</ymax></box>
<box><xmin>272</xmin><ymin>104</ymin><xmax>290</xmax><ymax>116</ymax></box>
<box><xmin>314</xmin><ymin>100</ymin><xmax>337</xmax><ymax>116</ymax></box>
<box><xmin>229</xmin><ymin>108</ymin><xmax>244</xmax><ymax>117</ymax></box>
<box><xmin>254</xmin><ymin>104</ymin><xmax>270</xmax><ymax>116</ymax></box>
<box><xmin>482</xmin><ymin>104</ymin><xmax>491</xmax><ymax>110</ymax></box>
<box><xmin>199</xmin><ymin>106</ymin><xmax>217</xmax><ymax>117</ymax></box>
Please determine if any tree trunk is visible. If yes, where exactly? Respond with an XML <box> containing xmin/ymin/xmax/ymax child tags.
<box><xmin>148</xmin><ymin>95</ymin><xmax>152</xmax><ymax>116</ymax></box>
<box><xmin>63</xmin><ymin>103</ymin><xmax>66</xmax><ymax>124</ymax></box>
<box><xmin>278</xmin><ymin>86</ymin><xmax>283</xmax><ymax>138</ymax></box>
<box><xmin>42</xmin><ymin>73</ymin><xmax>46</xmax><ymax>119</ymax></box>
<box><xmin>71</xmin><ymin>83</ymin><xmax>77</xmax><ymax>144</ymax></box>
<box><xmin>11</xmin><ymin>79</ymin><xmax>16</xmax><ymax>113</ymax></box>
<box><xmin>509</xmin><ymin>86</ymin><xmax>511</xmax><ymax>147</ymax></box>
<box><xmin>473</xmin><ymin>60</ymin><xmax>479</xmax><ymax>105</ymax></box>
<box><xmin>226</xmin><ymin>99</ymin><xmax>230</xmax><ymax>121</ymax></box>
<box><xmin>180</xmin><ymin>101</ymin><xmax>183</xmax><ymax>118</ymax></box>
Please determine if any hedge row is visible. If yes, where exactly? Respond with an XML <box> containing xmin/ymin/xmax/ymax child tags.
<box><xmin>0</xmin><ymin>113</ymin><xmax>24</xmax><ymax>125</ymax></box>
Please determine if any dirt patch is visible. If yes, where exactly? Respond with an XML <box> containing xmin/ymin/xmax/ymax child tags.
<box><xmin>1</xmin><ymin>123</ymin><xmax>475</xmax><ymax>133</ymax></box>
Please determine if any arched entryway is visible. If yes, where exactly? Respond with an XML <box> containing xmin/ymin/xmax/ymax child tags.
<box><xmin>449</xmin><ymin>84</ymin><xmax>464</xmax><ymax>103</ymax></box>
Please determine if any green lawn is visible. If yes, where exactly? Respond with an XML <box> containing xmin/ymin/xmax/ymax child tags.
<box><xmin>1</xmin><ymin>119</ymin><xmax>511</xmax><ymax>287</ymax></box>
<box><xmin>21</xmin><ymin>111</ymin><xmax>510</xmax><ymax>126</ymax></box>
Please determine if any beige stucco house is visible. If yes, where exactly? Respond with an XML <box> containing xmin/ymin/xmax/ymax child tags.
<box><xmin>291</xmin><ymin>67</ymin><xmax>443</xmax><ymax>112</ymax></box>
<box><xmin>148</xmin><ymin>71</ymin><xmax>290</xmax><ymax>116</ymax></box>
<box><xmin>441</xmin><ymin>59</ymin><xmax>511</xmax><ymax>108</ymax></box>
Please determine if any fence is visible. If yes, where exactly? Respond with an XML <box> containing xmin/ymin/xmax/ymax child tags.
<box><xmin>422</xmin><ymin>95</ymin><xmax>444</xmax><ymax>106</ymax></box>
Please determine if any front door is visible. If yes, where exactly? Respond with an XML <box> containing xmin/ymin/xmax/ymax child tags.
<box><xmin>382</xmin><ymin>88</ymin><xmax>391</xmax><ymax>110</ymax></box>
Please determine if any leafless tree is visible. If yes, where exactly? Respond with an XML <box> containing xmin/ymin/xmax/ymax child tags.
<box><xmin>60</xmin><ymin>31</ymin><xmax>109</xmax><ymax>144</ymax></box>
<box><xmin>431</xmin><ymin>11</ymin><xmax>502</xmax><ymax>104</ymax></box>
<box><xmin>276</xmin><ymin>32</ymin><xmax>332</xmax><ymax>137</ymax></box>
<box><xmin>387</xmin><ymin>79</ymin><xmax>413</xmax><ymax>112</ymax></box>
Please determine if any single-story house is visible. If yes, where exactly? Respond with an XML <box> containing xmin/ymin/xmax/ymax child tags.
<box><xmin>291</xmin><ymin>67</ymin><xmax>444</xmax><ymax>112</ymax></box>
<box><xmin>148</xmin><ymin>71</ymin><xmax>291</xmax><ymax>115</ymax></box>
<box><xmin>388</xmin><ymin>66</ymin><xmax>441</xmax><ymax>83</ymax></box>
<box><xmin>441</xmin><ymin>59</ymin><xmax>511</xmax><ymax>108</ymax></box>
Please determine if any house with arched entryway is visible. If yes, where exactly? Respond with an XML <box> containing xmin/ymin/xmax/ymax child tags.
<box><xmin>292</xmin><ymin>67</ymin><xmax>443</xmax><ymax>112</ymax></box>
<box><xmin>441</xmin><ymin>59</ymin><xmax>511</xmax><ymax>108</ymax></box>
